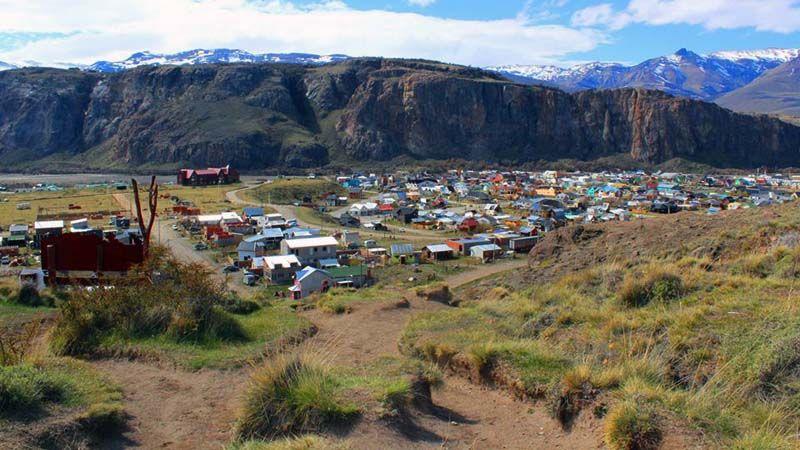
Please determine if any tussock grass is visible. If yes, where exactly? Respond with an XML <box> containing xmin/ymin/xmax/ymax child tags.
<box><xmin>603</xmin><ymin>400</ymin><xmax>661</xmax><ymax>450</ymax></box>
<box><xmin>236</xmin><ymin>353</ymin><xmax>359</xmax><ymax>440</ymax></box>
<box><xmin>0</xmin><ymin>363</ymin><xmax>70</xmax><ymax>416</ymax></box>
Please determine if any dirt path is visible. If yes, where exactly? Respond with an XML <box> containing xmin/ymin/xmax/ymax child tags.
<box><xmin>301</xmin><ymin>290</ymin><xmax>603</xmax><ymax>449</ymax></box>
<box><xmin>93</xmin><ymin>360</ymin><xmax>247</xmax><ymax>450</ymax></box>
<box><xmin>446</xmin><ymin>258</ymin><xmax>528</xmax><ymax>289</ymax></box>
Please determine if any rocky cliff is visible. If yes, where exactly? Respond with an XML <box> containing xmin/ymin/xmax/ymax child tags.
<box><xmin>1</xmin><ymin>58</ymin><xmax>799</xmax><ymax>170</ymax></box>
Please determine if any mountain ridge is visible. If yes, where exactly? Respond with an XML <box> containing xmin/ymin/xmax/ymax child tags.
<box><xmin>487</xmin><ymin>48</ymin><xmax>800</xmax><ymax>102</ymax></box>
<box><xmin>1</xmin><ymin>58</ymin><xmax>799</xmax><ymax>171</ymax></box>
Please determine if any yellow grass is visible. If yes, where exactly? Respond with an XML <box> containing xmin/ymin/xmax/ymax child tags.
<box><xmin>0</xmin><ymin>188</ymin><xmax>122</xmax><ymax>229</ymax></box>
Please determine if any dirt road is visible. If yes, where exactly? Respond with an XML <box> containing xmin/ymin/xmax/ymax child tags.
<box><xmin>111</xmin><ymin>192</ymin><xmax>245</xmax><ymax>293</ymax></box>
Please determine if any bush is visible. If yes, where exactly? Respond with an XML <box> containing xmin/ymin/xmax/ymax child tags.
<box><xmin>9</xmin><ymin>284</ymin><xmax>56</xmax><ymax>307</ymax></box>
<box><xmin>604</xmin><ymin>401</ymin><xmax>661</xmax><ymax>450</ymax></box>
<box><xmin>51</xmin><ymin>247</ymin><xmax>246</xmax><ymax>356</ymax></box>
<box><xmin>0</xmin><ymin>364</ymin><xmax>67</xmax><ymax>417</ymax></box>
<box><xmin>618</xmin><ymin>271</ymin><xmax>685</xmax><ymax>308</ymax></box>
<box><xmin>221</xmin><ymin>296</ymin><xmax>261</xmax><ymax>315</ymax></box>
<box><xmin>236</xmin><ymin>354</ymin><xmax>359</xmax><ymax>439</ymax></box>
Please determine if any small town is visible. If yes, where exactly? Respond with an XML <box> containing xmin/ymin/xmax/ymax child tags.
<box><xmin>1</xmin><ymin>166</ymin><xmax>796</xmax><ymax>300</ymax></box>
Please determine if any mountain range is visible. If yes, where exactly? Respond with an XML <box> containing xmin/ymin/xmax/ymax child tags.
<box><xmin>1</xmin><ymin>47</ymin><xmax>798</xmax><ymax>118</ymax></box>
<box><xmin>0</xmin><ymin>49</ymin><xmax>350</xmax><ymax>73</ymax></box>
<box><xmin>1</xmin><ymin>58</ymin><xmax>800</xmax><ymax>172</ymax></box>
<box><xmin>488</xmin><ymin>48</ymin><xmax>800</xmax><ymax>107</ymax></box>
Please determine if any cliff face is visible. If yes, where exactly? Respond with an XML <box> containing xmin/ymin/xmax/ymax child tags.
<box><xmin>1</xmin><ymin>59</ymin><xmax>799</xmax><ymax>170</ymax></box>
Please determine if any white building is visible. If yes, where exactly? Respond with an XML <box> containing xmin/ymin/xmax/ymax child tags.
<box><xmin>280</xmin><ymin>236</ymin><xmax>338</xmax><ymax>267</ymax></box>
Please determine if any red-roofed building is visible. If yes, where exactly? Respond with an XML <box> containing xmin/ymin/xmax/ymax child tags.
<box><xmin>178</xmin><ymin>165</ymin><xmax>240</xmax><ymax>186</ymax></box>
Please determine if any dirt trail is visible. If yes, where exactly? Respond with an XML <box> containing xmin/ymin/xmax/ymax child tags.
<box><xmin>93</xmin><ymin>360</ymin><xmax>247</xmax><ymax>450</ymax></box>
<box><xmin>301</xmin><ymin>293</ymin><xmax>603</xmax><ymax>450</ymax></box>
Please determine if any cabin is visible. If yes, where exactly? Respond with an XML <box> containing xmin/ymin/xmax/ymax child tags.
<box><xmin>423</xmin><ymin>244</ymin><xmax>454</xmax><ymax>261</ymax></box>
<box><xmin>446</xmin><ymin>237</ymin><xmax>492</xmax><ymax>256</ymax></box>
<box><xmin>177</xmin><ymin>166</ymin><xmax>240</xmax><ymax>186</ymax></box>
<box><xmin>470</xmin><ymin>244</ymin><xmax>503</xmax><ymax>263</ymax></box>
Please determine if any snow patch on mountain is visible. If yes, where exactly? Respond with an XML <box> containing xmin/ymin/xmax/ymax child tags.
<box><xmin>0</xmin><ymin>61</ymin><xmax>16</xmax><ymax>71</ymax></box>
<box><xmin>88</xmin><ymin>49</ymin><xmax>349</xmax><ymax>72</ymax></box>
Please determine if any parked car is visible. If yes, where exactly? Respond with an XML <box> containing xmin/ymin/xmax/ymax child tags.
<box><xmin>194</xmin><ymin>243</ymin><xmax>209</xmax><ymax>251</ymax></box>
<box><xmin>171</xmin><ymin>224</ymin><xmax>179</xmax><ymax>230</ymax></box>
<box><xmin>0</xmin><ymin>256</ymin><xmax>10</xmax><ymax>265</ymax></box>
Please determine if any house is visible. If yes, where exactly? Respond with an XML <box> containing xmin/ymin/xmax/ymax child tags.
<box><xmin>259</xmin><ymin>228</ymin><xmax>285</xmax><ymax>247</ymax></box>
<box><xmin>339</xmin><ymin>214</ymin><xmax>361</xmax><ymax>228</ymax></box>
<box><xmin>349</xmin><ymin>202</ymin><xmax>379</xmax><ymax>216</ymax></box>
<box><xmin>226</xmin><ymin>221</ymin><xmax>253</xmax><ymax>235</ymax></box>
<box><xmin>258</xmin><ymin>254</ymin><xmax>302</xmax><ymax>284</ymax></box>
<box><xmin>470</xmin><ymin>244</ymin><xmax>503</xmax><ymax>263</ymax></box>
<box><xmin>34</xmin><ymin>220</ymin><xmax>64</xmax><ymax>248</ymax></box>
<box><xmin>261</xmin><ymin>213</ymin><xmax>288</xmax><ymax>229</ymax></box>
<box><xmin>327</xmin><ymin>264</ymin><xmax>371</xmax><ymax>288</ymax></box>
<box><xmin>283</xmin><ymin>227</ymin><xmax>321</xmax><ymax>240</ymax></box>
<box><xmin>221</xmin><ymin>212</ymin><xmax>244</xmax><ymax>224</ymax></box>
<box><xmin>340</xmin><ymin>231</ymin><xmax>361</xmax><ymax>248</ymax></box>
<box><xmin>509</xmin><ymin>236</ymin><xmax>540</xmax><ymax>253</ymax></box>
<box><xmin>243</xmin><ymin>207</ymin><xmax>265</xmax><ymax>222</ymax></box>
<box><xmin>446</xmin><ymin>237</ymin><xmax>492</xmax><ymax>256</ymax></box>
<box><xmin>9</xmin><ymin>224</ymin><xmax>28</xmax><ymax>236</ymax></box>
<box><xmin>70</xmin><ymin>218</ymin><xmax>91</xmax><ymax>233</ymax></box>
<box><xmin>197</xmin><ymin>214</ymin><xmax>223</xmax><ymax>227</ymax></box>
<box><xmin>177</xmin><ymin>165</ymin><xmax>240</xmax><ymax>186</ymax></box>
<box><xmin>390</xmin><ymin>243</ymin><xmax>415</xmax><ymax>258</ymax></box>
<box><xmin>281</xmin><ymin>236</ymin><xmax>338</xmax><ymax>267</ymax></box>
<box><xmin>237</xmin><ymin>235</ymin><xmax>272</xmax><ymax>262</ymax></box>
<box><xmin>423</xmin><ymin>244</ymin><xmax>454</xmax><ymax>261</ymax></box>
<box><xmin>289</xmin><ymin>267</ymin><xmax>334</xmax><ymax>299</ymax></box>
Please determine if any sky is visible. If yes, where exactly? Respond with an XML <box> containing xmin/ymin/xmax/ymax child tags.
<box><xmin>1</xmin><ymin>0</ymin><xmax>800</xmax><ymax>67</ymax></box>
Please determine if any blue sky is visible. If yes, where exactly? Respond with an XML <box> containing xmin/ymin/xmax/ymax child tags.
<box><xmin>1</xmin><ymin>0</ymin><xmax>799</xmax><ymax>67</ymax></box>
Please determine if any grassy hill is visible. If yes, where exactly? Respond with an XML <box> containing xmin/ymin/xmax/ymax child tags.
<box><xmin>402</xmin><ymin>203</ymin><xmax>800</xmax><ymax>449</ymax></box>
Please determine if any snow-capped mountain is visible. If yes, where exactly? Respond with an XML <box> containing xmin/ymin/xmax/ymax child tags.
<box><xmin>0</xmin><ymin>61</ymin><xmax>17</xmax><ymax>71</ymax></box>
<box><xmin>88</xmin><ymin>49</ymin><xmax>349</xmax><ymax>72</ymax></box>
<box><xmin>488</xmin><ymin>47</ymin><xmax>800</xmax><ymax>101</ymax></box>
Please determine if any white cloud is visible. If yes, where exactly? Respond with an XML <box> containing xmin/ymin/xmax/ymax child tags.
<box><xmin>408</xmin><ymin>0</ymin><xmax>436</xmax><ymax>7</ymax></box>
<box><xmin>573</xmin><ymin>0</ymin><xmax>800</xmax><ymax>33</ymax></box>
<box><xmin>0</xmin><ymin>0</ymin><xmax>607</xmax><ymax>67</ymax></box>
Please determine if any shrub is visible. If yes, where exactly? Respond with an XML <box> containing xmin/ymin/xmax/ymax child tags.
<box><xmin>10</xmin><ymin>284</ymin><xmax>55</xmax><ymax>307</ymax></box>
<box><xmin>0</xmin><ymin>364</ymin><xmax>68</xmax><ymax>417</ymax></box>
<box><xmin>51</xmin><ymin>247</ymin><xmax>246</xmax><ymax>355</ymax></box>
<box><xmin>236</xmin><ymin>354</ymin><xmax>359</xmax><ymax>440</ymax></box>
<box><xmin>603</xmin><ymin>401</ymin><xmax>661</xmax><ymax>450</ymax></box>
<box><xmin>220</xmin><ymin>296</ymin><xmax>261</xmax><ymax>315</ymax></box>
<box><xmin>618</xmin><ymin>270</ymin><xmax>685</xmax><ymax>308</ymax></box>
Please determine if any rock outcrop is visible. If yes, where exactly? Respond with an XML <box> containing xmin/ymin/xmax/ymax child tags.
<box><xmin>1</xmin><ymin>58</ymin><xmax>799</xmax><ymax>170</ymax></box>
